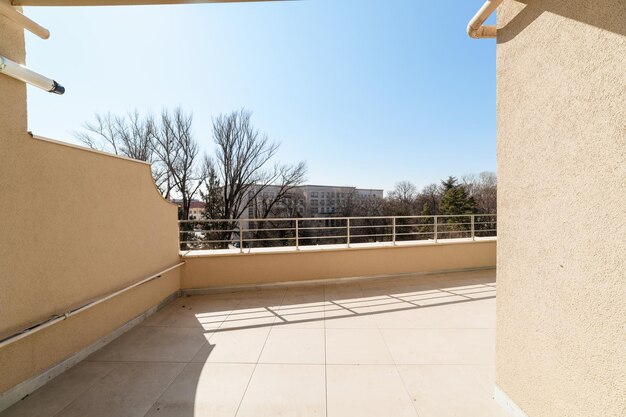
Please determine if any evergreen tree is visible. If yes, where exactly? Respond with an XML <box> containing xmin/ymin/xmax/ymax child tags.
<box><xmin>439</xmin><ymin>176</ymin><xmax>476</xmax><ymax>215</ymax></box>
<box><xmin>200</xmin><ymin>161</ymin><xmax>227</xmax><ymax>248</ymax></box>
<box><xmin>421</xmin><ymin>202</ymin><xmax>432</xmax><ymax>216</ymax></box>
<box><xmin>200</xmin><ymin>162</ymin><xmax>224</xmax><ymax>220</ymax></box>
<box><xmin>440</xmin><ymin>176</ymin><xmax>457</xmax><ymax>193</ymax></box>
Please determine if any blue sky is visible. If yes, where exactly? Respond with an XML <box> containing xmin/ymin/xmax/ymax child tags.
<box><xmin>24</xmin><ymin>0</ymin><xmax>496</xmax><ymax>192</ymax></box>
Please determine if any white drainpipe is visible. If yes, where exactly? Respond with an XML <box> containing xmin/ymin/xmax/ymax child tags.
<box><xmin>0</xmin><ymin>54</ymin><xmax>65</xmax><ymax>94</ymax></box>
<box><xmin>467</xmin><ymin>0</ymin><xmax>503</xmax><ymax>39</ymax></box>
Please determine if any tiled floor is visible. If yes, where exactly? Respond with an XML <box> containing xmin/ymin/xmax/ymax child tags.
<box><xmin>1</xmin><ymin>269</ymin><xmax>508</xmax><ymax>417</ymax></box>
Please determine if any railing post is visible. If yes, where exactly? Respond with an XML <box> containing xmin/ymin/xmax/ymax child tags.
<box><xmin>295</xmin><ymin>219</ymin><xmax>300</xmax><ymax>251</ymax></box>
<box><xmin>471</xmin><ymin>215</ymin><xmax>475</xmax><ymax>241</ymax></box>
<box><xmin>434</xmin><ymin>216</ymin><xmax>438</xmax><ymax>243</ymax></box>
<box><xmin>392</xmin><ymin>217</ymin><xmax>396</xmax><ymax>245</ymax></box>
<box><xmin>239</xmin><ymin>220</ymin><xmax>243</xmax><ymax>253</ymax></box>
<box><xmin>347</xmin><ymin>218</ymin><xmax>351</xmax><ymax>248</ymax></box>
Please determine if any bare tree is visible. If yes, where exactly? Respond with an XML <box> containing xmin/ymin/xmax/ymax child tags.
<box><xmin>75</xmin><ymin>111</ymin><xmax>172</xmax><ymax>195</ymax></box>
<box><xmin>389</xmin><ymin>181</ymin><xmax>417</xmax><ymax>204</ymax></box>
<box><xmin>462</xmin><ymin>171</ymin><xmax>497</xmax><ymax>214</ymax></box>
<box><xmin>386</xmin><ymin>181</ymin><xmax>419</xmax><ymax>215</ymax></box>
<box><xmin>75</xmin><ymin>113</ymin><xmax>118</xmax><ymax>153</ymax></box>
<box><xmin>416</xmin><ymin>183</ymin><xmax>441</xmax><ymax>215</ymax></box>
<box><xmin>212</xmin><ymin>109</ymin><xmax>307</xmax><ymax>222</ymax></box>
<box><xmin>153</xmin><ymin>108</ymin><xmax>205</xmax><ymax>220</ymax></box>
<box><xmin>251</xmin><ymin>163</ymin><xmax>308</xmax><ymax>219</ymax></box>
<box><xmin>75</xmin><ymin>111</ymin><xmax>155</xmax><ymax>161</ymax></box>
<box><xmin>116</xmin><ymin>111</ymin><xmax>156</xmax><ymax>161</ymax></box>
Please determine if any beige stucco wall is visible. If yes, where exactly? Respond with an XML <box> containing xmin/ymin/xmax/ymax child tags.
<box><xmin>0</xmin><ymin>14</ymin><xmax>181</xmax><ymax>394</ymax></box>
<box><xmin>495</xmin><ymin>1</ymin><xmax>626</xmax><ymax>416</ymax></box>
<box><xmin>181</xmin><ymin>240</ymin><xmax>496</xmax><ymax>289</ymax></box>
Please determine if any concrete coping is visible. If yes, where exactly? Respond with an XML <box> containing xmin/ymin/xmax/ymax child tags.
<box><xmin>180</xmin><ymin>236</ymin><xmax>497</xmax><ymax>258</ymax></box>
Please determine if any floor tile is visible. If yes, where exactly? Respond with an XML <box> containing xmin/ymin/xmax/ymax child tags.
<box><xmin>236</xmin><ymin>364</ymin><xmax>326</xmax><ymax>417</ymax></box>
<box><xmin>192</xmin><ymin>327</ymin><xmax>271</xmax><ymax>364</ymax></box>
<box><xmin>218</xmin><ymin>308</ymin><xmax>278</xmax><ymax>330</ymax></box>
<box><xmin>435</xmin><ymin>302</ymin><xmax>496</xmax><ymax>329</ymax></box>
<box><xmin>323</xmin><ymin>309</ymin><xmax>378</xmax><ymax>329</ymax></box>
<box><xmin>399</xmin><ymin>292</ymin><xmax>469</xmax><ymax>307</ymax></box>
<box><xmin>276</xmin><ymin>304</ymin><xmax>326</xmax><ymax>329</ymax></box>
<box><xmin>326</xmin><ymin>365</ymin><xmax>417</xmax><ymax>417</ymax></box>
<box><xmin>345</xmin><ymin>295</ymin><xmax>417</xmax><ymax>314</ymax></box>
<box><xmin>373</xmin><ymin>307</ymin><xmax>443</xmax><ymax>329</ymax></box>
<box><xmin>440</xmin><ymin>329</ymin><xmax>496</xmax><ymax>365</ymax></box>
<box><xmin>144</xmin><ymin>363</ymin><xmax>254</xmax><ymax>417</ymax></box>
<box><xmin>87</xmin><ymin>326</ymin><xmax>207</xmax><ymax>363</ymax></box>
<box><xmin>0</xmin><ymin>362</ymin><xmax>113</xmax><ymax>417</ymax></box>
<box><xmin>381</xmin><ymin>329</ymin><xmax>462</xmax><ymax>364</ymax></box>
<box><xmin>326</xmin><ymin>329</ymin><xmax>394</xmax><ymax>364</ymax></box>
<box><xmin>54</xmin><ymin>362</ymin><xmax>185</xmax><ymax>417</ymax></box>
<box><xmin>259</xmin><ymin>328</ymin><xmax>325</xmax><ymax>364</ymax></box>
<box><xmin>142</xmin><ymin>301</ymin><xmax>229</xmax><ymax>330</ymax></box>
<box><xmin>397</xmin><ymin>365</ymin><xmax>508</xmax><ymax>417</ymax></box>
<box><xmin>281</xmin><ymin>287</ymin><xmax>326</xmax><ymax>306</ymax></box>
<box><xmin>324</xmin><ymin>284</ymin><xmax>364</xmax><ymax>303</ymax></box>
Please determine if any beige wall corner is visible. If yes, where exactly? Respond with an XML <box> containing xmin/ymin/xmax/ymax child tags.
<box><xmin>0</xmin><ymin>17</ymin><xmax>181</xmax><ymax>397</ymax></box>
<box><xmin>495</xmin><ymin>1</ymin><xmax>626</xmax><ymax>416</ymax></box>
<box><xmin>181</xmin><ymin>240</ymin><xmax>497</xmax><ymax>290</ymax></box>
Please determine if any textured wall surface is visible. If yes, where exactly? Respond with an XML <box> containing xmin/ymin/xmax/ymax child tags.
<box><xmin>181</xmin><ymin>240</ymin><xmax>496</xmax><ymax>289</ymax></box>
<box><xmin>0</xmin><ymin>14</ymin><xmax>181</xmax><ymax>394</ymax></box>
<box><xmin>495</xmin><ymin>1</ymin><xmax>626</xmax><ymax>416</ymax></box>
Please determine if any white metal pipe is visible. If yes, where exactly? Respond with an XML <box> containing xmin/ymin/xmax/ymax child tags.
<box><xmin>467</xmin><ymin>0</ymin><xmax>503</xmax><ymax>39</ymax></box>
<box><xmin>0</xmin><ymin>0</ymin><xmax>50</xmax><ymax>39</ymax></box>
<box><xmin>0</xmin><ymin>54</ymin><xmax>64</xmax><ymax>94</ymax></box>
<box><xmin>0</xmin><ymin>262</ymin><xmax>185</xmax><ymax>349</ymax></box>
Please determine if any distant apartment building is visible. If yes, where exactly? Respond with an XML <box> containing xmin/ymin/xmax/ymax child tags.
<box><xmin>173</xmin><ymin>185</ymin><xmax>383</xmax><ymax>221</ymax></box>
<box><xmin>246</xmin><ymin>184</ymin><xmax>383</xmax><ymax>218</ymax></box>
<box><xmin>300</xmin><ymin>185</ymin><xmax>383</xmax><ymax>217</ymax></box>
<box><xmin>188</xmin><ymin>201</ymin><xmax>205</xmax><ymax>220</ymax></box>
<box><xmin>171</xmin><ymin>199</ymin><xmax>206</xmax><ymax>220</ymax></box>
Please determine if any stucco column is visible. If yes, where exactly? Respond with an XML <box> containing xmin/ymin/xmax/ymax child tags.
<box><xmin>0</xmin><ymin>10</ymin><xmax>28</xmax><ymax>143</ymax></box>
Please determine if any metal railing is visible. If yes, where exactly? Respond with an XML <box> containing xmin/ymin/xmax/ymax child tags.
<box><xmin>179</xmin><ymin>214</ymin><xmax>496</xmax><ymax>252</ymax></box>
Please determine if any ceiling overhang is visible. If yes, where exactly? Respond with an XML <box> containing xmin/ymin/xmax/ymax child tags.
<box><xmin>13</xmin><ymin>0</ymin><xmax>283</xmax><ymax>5</ymax></box>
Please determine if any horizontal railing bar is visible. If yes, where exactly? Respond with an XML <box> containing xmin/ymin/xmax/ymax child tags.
<box><xmin>299</xmin><ymin>225</ymin><xmax>346</xmax><ymax>231</ymax></box>
<box><xmin>179</xmin><ymin>229</ymin><xmax>238</xmax><ymax>234</ymax></box>
<box><xmin>240</xmin><ymin>227</ymin><xmax>294</xmax><ymax>233</ymax></box>
<box><xmin>395</xmin><ymin>231</ymin><xmax>439</xmax><ymax>236</ymax></box>
<box><xmin>350</xmin><ymin>233</ymin><xmax>393</xmax><ymax>238</ymax></box>
<box><xmin>395</xmin><ymin>224</ymin><xmax>434</xmax><ymax>228</ymax></box>
<box><xmin>348</xmin><ymin>224</ymin><xmax>392</xmax><ymax>229</ymax></box>
<box><xmin>182</xmin><ymin>232</ymin><xmax>474</xmax><ymax>245</ymax></box>
<box><xmin>242</xmin><ymin>236</ymin><xmax>297</xmax><ymax>243</ymax></box>
<box><xmin>180</xmin><ymin>239</ymin><xmax>236</xmax><ymax>244</ymax></box>
<box><xmin>0</xmin><ymin>262</ymin><xmax>185</xmax><ymax>349</ymax></box>
<box><xmin>298</xmin><ymin>235</ymin><xmax>348</xmax><ymax>241</ymax></box>
<box><xmin>183</xmin><ymin>231</ymin><xmax>497</xmax><ymax>244</ymax></box>
<box><xmin>179</xmin><ymin>214</ymin><xmax>496</xmax><ymax>224</ymax></box>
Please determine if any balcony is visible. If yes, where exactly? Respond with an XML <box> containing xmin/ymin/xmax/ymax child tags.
<box><xmin>0</xmin><ymin>268</ymin><xmax>504</xmax><ymax>417</ymax></box>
